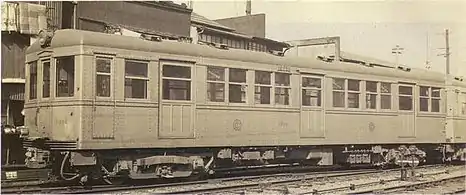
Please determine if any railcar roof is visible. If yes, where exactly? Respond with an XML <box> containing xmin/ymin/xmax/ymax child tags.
<box><xmin>27</xmin><ymin>29</ymin><xmax>446</xmax><ymax>83</ymax></box>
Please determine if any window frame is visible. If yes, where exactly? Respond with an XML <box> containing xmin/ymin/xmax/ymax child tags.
<box><xmin>95</xmin><ymin>56</ymin><xmax>113</xmax><ymax>98</ymax></box>
<box><xmin>332</xmin><ymin>78</ymin><xmax>346</xmax><ymax>108</ymax></box>
<box><xmin>29</xmin><ymin>61</ymin><xmax>38</xmax><ymax>100</ymax></box>
<box><xmin>228</xmin><ymin>68</ymin><xmax>248</xmax><ymax>104</ymax></box>
<box><xmin>398</xmin><ymin>84</ymin><xmax>414</xmax><ymax>111</ymax></box>
<box><xmin>55</xmin><ymin>56</ymin><xmax>75</xmax><ymax>98</ymax></box>
<box><xmin>301</xmin><ymin>75</ymin><xmax>323</xmax><ymax>108</ymax></box>
<box><xmin>331</xmin><ymin>78</ymin><xmax>362</xmax><ymax>109</ymax></box>
<box><xmin>461</xmin><ymin>92</ymin><xmax>466</xmax><ymax>116</ymax></box>
<box><xmin>206</xmin><ymin>66</ymin><xmax>226</xmax><ymax>103</ymax></box>
<box><xmin>124</xmin><ymin>59</ymin><xmax>149</xmax><ymax>100</ymax></box>
<box><xmin>161</xmin><ymin>62</ymin><xmax>192</xmax><ymax>102</ymax></box>
<box><xmin>254</xmin><ymin>70</ymin><xmax>272</xmax><ymax>105</ymax></box>
<box><xmin>347</xmin><ymin>79</ymin><xmax>361</xmax><ymax>109</ymax></box>
<box><xmin>363</xmin><ymin>81</ymin><xmax>393</xmax><ymax>111</ymax></box>
<box><xmin>274</xmin><ymin>72</ymin><xmax>291</xmax><ymax>106</ymax></box>
<box><xmin>42</xmin><ymin>60</ymin><xmax>51</xmax><ymax>98</ymax></box>
<box><xmin>365</xmin><ymin>81</ymin><xmax>378</xmax><ymax>110</ymax></box>
<box><xmin>418</xmin><ymin>86</ymin><xmax>442</xmax><ymax>113</ymax></box>
<box><xmin>380</xmin><ymin>82</ymin><xmax>392</xmax><ymax>110</ymax></box>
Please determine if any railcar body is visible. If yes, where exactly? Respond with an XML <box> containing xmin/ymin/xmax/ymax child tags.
<box><xmin>22</xmin><ymin>29</ymin><xmax>466</xmax><ymax>183</ymax></box>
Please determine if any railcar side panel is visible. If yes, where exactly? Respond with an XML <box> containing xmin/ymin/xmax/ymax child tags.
<box><xmin>453</xmin><ymin>91</ymin><xmax>466</xmax><ymax>143</ymax></box>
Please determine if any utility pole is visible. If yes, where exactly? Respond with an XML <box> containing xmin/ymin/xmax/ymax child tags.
<box><xmin>425</xmin><ymin>32</ymin><xmax>431</xmax><ymax>69</ymax></box>
<box><xmin>437</xmin><ymin>29</ymin><xmax>451</xmax><ymax>75</ymax></box>
<box><xmin>445</xmin><ymin>29</ymin><xmax>450</xmax><ymax>75</ymax></box>
<box><xmin>392</xmin><ymin>45</ymin><xmax>404</xmax><ymax>66</ymax></box>
<box><xmin>246</xmin><ymin>0</ymin><xmax>251</xmax><ymax>15</ymax></box>
<box><xmin>438</xmin><ymin>28</ymin><xmax>454</xmax><ymax>145</ymax></box>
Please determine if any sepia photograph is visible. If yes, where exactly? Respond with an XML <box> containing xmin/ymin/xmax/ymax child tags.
<box><xmin>1</xmin><ymin>0</ymin><xmax>465</xmax><ymax>194</ymax></box>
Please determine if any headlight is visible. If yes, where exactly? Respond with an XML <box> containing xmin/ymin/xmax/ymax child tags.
<box><xmin>17</xmin><ymin>126</ymin><xmax>29</xmax><ymax>138</ymax></box>
<box><xmin>3</xmin><ymin>127</ymin><xmax>15</xmax><ymax>134</ymax></box>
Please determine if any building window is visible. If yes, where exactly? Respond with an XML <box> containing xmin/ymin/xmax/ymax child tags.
<box><xmin>56</xmin><ymin>56</ymin><xmax>75</xmax><ymax>97</ymax></box>
<box><xmin>125</xmin><ymin>60</ymin><xmax>148</xmax><ymax>99</ymax></box>
<box><xmin>381</xmin><ymin>82</ymin><xmax>392</xmax><ymax>109</ymax></box>
<box><xmin>332</xmin><ymin>78</ymin><xmax>345</xmax><ymax>107</ymax></box>
<box><xmin>29</xmin><ymin>62</ymin><xmax>37</xmax><ymax>100</ymax></box>
<box><xmin>275</xmin><ymin>73</ymin><xmax>290</xmax><ymax>105</ymax></box>
<box><xmin>302</xmin><ymin>77</ymin><xmax>322</xmax><ymax>107</ymax></box>
<box><xmin>254</xmin><ymin>71</ymin><xmax>271</xmax><ymax>104</ymax></box>
<box><xmin>207</xmin><ymin>66</ymin><xmax>225</xmax><ymax>102</ymax></box>
<box><xmin>399</xmin><ymin>85</ymin><xmax>413</xmax><ymax>111</ymax></box>
<box><xmin>419</xmin><ymin>86</ymin><xmax>441</xmax><ymax>112</ymax></box>
<box><xmin>42</xmin><ymin>61</ymin><xmax>51</xmax><ymax>98</ymax></box>
<box><xmin>162</xmin><ymin>65</ymin><xmax>191</xmax><ymax>100</ymax></box>
<box><xmin>366</xmin><ymin>81</ymin><xmax>377</xmax><ymax>109</ymax></box>
<box><xmin>229</xmin><ymin>68</ymin><xmax>247</xmax><ymax>103</ymax></box>
<box><xmin>96</xmin><ymin>57</ymin><xmax>111</xmax><ymax>97</ymax></box>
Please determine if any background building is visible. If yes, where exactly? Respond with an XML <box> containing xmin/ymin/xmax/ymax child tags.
<box><xmin>191</xmin><ymin>12</ymin><xmax>289</xmax><ymax>53</ymax></box>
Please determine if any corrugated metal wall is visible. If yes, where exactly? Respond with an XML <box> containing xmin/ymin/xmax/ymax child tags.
<box><xmin>76</xmin><ymin>1</ymin><xmax>192</xmax><ymax>37</ymax></box>
<box><xmin>26</xmin><ymin>1</ymin><xmax>63</xmax><ymax>30</ymax></box>
<box><xmin>1</xmin><ymin>32</ymin><xmax>29</xmax><ymax>79</ymax></box>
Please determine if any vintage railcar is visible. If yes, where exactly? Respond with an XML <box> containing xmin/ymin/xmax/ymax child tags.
<box><xmin>21</xmin><ymin>29</ymin><xmax>465</xmax><ymax>184</ymax></box>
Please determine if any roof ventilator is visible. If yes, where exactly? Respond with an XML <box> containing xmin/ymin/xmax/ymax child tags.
<box><xmin>140</xmin><ymin>34</ymin><xmax>162</xmax><ymax>42</ymax></box>
<box><xmin>397</xmin><ymin>66</ymin><xmax>411</xmax><ymax>72</ymax></box>
<box><xmin>268</xmin><ymin>50</ymin><xmax>285</xmax><ymax>57</ymax></box>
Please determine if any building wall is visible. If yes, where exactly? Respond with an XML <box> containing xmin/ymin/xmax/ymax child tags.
<box><xmin>1</xmin><ymin>32</ymin><xmax>30</xmax><ymax>79</ymax></box>
<box><xmin>215</xmin><ymin>14</ymin><xmax>266</xmax><ymax>38</ymax></box>
<box><xmin>76</xmin><ymin>1</ymin><xmax>192</xmax><ymax>37</ymax></box>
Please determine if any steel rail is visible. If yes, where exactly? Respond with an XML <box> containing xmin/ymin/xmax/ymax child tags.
<box><xmin>70</xmin><ymin>169</ymin><xmax>380</xmax><ymax>194</ymax></box>
<box><xmin>0</xmin><ymin>164</ymin><xmax>446</xmax><ymax>194</ymax></box>
<box><xmin>349</xmin><ymin>174</ymin><xmax>466</xmax><ymax>194</ymax></box>
<box><xmin>152</xmin><ymin>164</ymin><xmax>452</xmax><ymax>195</ymax></box>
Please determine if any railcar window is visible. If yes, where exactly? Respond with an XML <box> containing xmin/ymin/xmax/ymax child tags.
<box><xmin>381</xmin><ymin>82</ymin><xmax>392</xmax><ymax>109</ymax></box>
<box><xmin>302</xmin><ymin>77</ymin><xmax>322</xmax><ymax>107</ymax></box>
<box><xmin>399</xmin><ymin>86</ymin><xmax>413</xmax><ymax>111</ymax></box>
<box><xmin>431</xmin><ymin>87</ymin><xmax>441</xmax><ymax>112</ymax></box>
<box><xmin>462</xmin><ymin>102</ymin><xmax>466</xmax><ymax>115</ymax></box>
<box><xmin>347</xmin><ymin>80</ymin><xmax>361</xmax><ymax>108</ymax></box>
<box><xmin>332</xmin><ymin>78</ymin><xmax>345</xmax><ymax>107</ymax></box>
<box><xmin>96</xmin><ymin>58</ymin><xmax>112</xmax><ymax>97</ymax></box>
<box><xmin>56</xmin><ymin>56</ymin><xmax>75</xmax><ymax>97</ymax></box>
<box><xmin>419</xmin><ymin>86</ymin><xmax>441</xmax><ymax>112</ymax></box>
<box><xmin>420</xmin><ymin>86</ymin><xmax>429</xmax><ymax>112</ymax></box>
<box><xmin>275</xmin><ymin>73</ymin><xmax>290</xmax><ymax>105</ymax></box>
<box><xmin>254</xmin><ymin>71</ymin><xmax>271</xmax><ymax>104</ymax></box>
<box><xmin>125</xmin><ymin>60</ymin><xmax>148</xmax><ymax>99</ymax></box>
<box><xmin>207</xmin><ymin>67</ymin><xmax>225</xmax><ymax>102</ymax></box>
<box><xmin>29</xmin><ymin>62</ymin><xmax>37</xmax><ymax>100</ymax></box>
<box><xmin>42</xmin><ymin>61</ymin><xmax>51</xmax><ymax>98</ymax></box>
<box><xmin>366</xmin><ymin>81</ymin><xmax>377</xmax><ymax>109</ymax></box>
<box><xmin>162</xmin><ymin>65</ymin><xmax>190</xmax><ymax>101</ymax></box>
<box><xmin>229</xmin><ymin>68</ymin><xmax>247</xmax><ymax>103</ymax></box>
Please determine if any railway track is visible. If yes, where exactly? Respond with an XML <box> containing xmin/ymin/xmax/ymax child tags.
<box><xmin>1</xmin><ymin>166</ymin><xmax>381</xmax><ymax>194</ymax></box>
<box><xmin>2</xmin><ymin>164</ymin><xmax>459</xmax><ymax>194</ymax></box>
<box><xmin>144</xmin><ymin>165</ymin><xmax>460</xmax><ymax>195</ymax></box>
<box><xmin>349</xmin><ymin>171</ymin><xmax>466</xmax><ymax>194</ymax></box>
